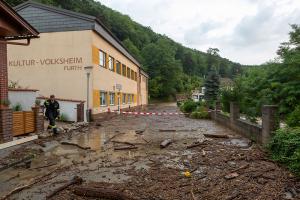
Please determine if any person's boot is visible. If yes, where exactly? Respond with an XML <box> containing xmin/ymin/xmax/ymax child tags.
<box><xmin>53</xmin><ymin>127</ymin><xmax>58</xmax><ymax>135</ymax></box>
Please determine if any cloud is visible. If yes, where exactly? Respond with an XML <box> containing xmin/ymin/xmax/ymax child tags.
<box><xmin>184</xmin><ymin>22</ymin><xmax>221</xmax><ymax>45</ymax></box>
<box><xmin>99</xmin><ymin>0</ymin><xmax>300</xmax><ymax>65</ymax></box>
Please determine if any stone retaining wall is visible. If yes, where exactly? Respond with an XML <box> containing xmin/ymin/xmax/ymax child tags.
<box><xmin>210</xmin><ymin>102</ymin><xmax>278</xmax><ymax>144</ymax></box>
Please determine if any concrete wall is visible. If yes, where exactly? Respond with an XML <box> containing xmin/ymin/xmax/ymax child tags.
<box><xmin>210</xmin><ymin>102</ymin><xmax>278</xmax><ymax>144</ymax></box>
<box><xmin>140</xmin><ymin>74</ymin><xmax>148</xmax><ymax>105</ymax></box>
<box><xmin>8</xmin><ymin>89</ymin><xmax>38</xmax><ymax>111</ymax></box>
<box><xmin>38</xmin><ymin>98</ymin><xmax>80</xmax><ymax>122</ymax></box>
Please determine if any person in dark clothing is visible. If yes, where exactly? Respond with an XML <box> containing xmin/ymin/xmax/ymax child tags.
<box><xmin>44</xmin><ymin>95</ymin><xmax>60</xmax><ymax>135</ymax></box>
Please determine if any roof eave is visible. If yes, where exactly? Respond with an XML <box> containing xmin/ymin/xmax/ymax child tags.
<box><xmin>1</xmin><ymin>0</ymin><xmax>39</xmax><ymax>38</ymax></box>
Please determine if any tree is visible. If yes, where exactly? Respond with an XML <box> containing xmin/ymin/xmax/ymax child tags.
<box><xmin>204</xmin><ymin>70</ymin><xmax>220</xmax><ymax>103</ymax></box>
<box><xmin>206</xmin><ymin>48</ymin><xmax>220</xmax><ymax>71</ymax></box>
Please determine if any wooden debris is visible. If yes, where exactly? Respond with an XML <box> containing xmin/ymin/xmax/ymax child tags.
<box><xmin>104</xmin><ymin>132</ymin><xmax>124</xmax><ymax>144</ymax></box>
<box><xmin>191</xmin><ymin>188</ymin><xmax>196</xmax><ymax>200</ymax></box>
<box><xmin>73</xmin><ymin>186</ymin><xmax>131</xmax><ymax>200</ymax></box>
<box><xmin>0</xmin><ymin>154</ymin><xmax>34</xmax><ymax>172</ymax></box>
<box><xmin>231</xmin><ymin>163</ymin><xmax>250</xmax><ymax>173</ymax></box>
<box><xmin>160</xmin><ymin>139</ymin><xmax>172</xmax><ymax>148</ymax></box>
<box><xmin>46</xmin><ymin>176</ymin><xmax>83</xmax><ymax>199</ymax></box>
<box><xmin>1</xmin><ymin>168</ymin><xmax>59</xmax><ymax>200</ymax></box>
<box><xmin>135</xmin><ymin>130</ymin><xmax>144</xmax><ymax>134</ymax></box>
<box><xmin>114</xmin><ymin>146</ymin><xmax>138</xmax><ymax>151</ymax></box>
<box><xmin>159</xmin><ymin>129</ymin><xmax>176</xmax><ymax>132</ymax></box>
<box><xmin>224</xmin><ymin>172</ymin><xmax>239</xmax><ymax>180</ymax></box>
<box><xmin>202</xmin><ymin>150</ymin><xmax>206</xmax><ymax>157</ymax></box>
<box><xmin>203</xmin><ymin>133</ymin><xmax>229</xmax><ymax>139</ymax></box>
<box><xmin>141</xmin><ymin>137</ymin><xmax>150</xmax><ymax>143</ymax></box>
<box><xmin>186</xmin><ymin>141</ymin><xmax>206</xmax><ymax>149</ymax></box>
<box><xmin>32</xmin><ymin>162</ymin><xmax>57</xmax><ymax>170</ymax></box>
<box><xmin>61</xmin><ymin>141</ymin><xmax>91</xmax><ymax>150</ymax></box>
<box><xmin>112</xmin><ymin>141</ymin><xmax>136</xmax><ymax>146</ymax></box>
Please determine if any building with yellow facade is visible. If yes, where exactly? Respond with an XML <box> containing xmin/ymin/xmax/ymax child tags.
<box><xmin>8</xmin><ymin>1</ymin><xmax>148</xmax><ymax>120</ymax></box>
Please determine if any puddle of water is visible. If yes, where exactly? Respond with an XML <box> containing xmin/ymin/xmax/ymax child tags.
<box><xmin>69</xmin><ymin>129</ymin><xmax>105</xmax><ymax>151</ymax></box>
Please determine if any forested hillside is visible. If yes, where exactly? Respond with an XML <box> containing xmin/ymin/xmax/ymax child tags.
<box><xmin>6</xmin><ymin>0</ymin><xmax>242</xmax><ymax>99</ymax></box>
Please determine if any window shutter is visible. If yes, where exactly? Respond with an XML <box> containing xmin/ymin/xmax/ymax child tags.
<box><xmin>113</xmin><ymin>59</ymin><xmax>116</xmax><ymax>72</ymax></box>
<box><xmin>92</xmin><ymin>46</ymin><xmax>99</xmax><ymax>65</ymax></box>
<box><xmin>105</xmin><ymin>54</ymin><xmax>109</xmax><ymax>69</ymax></box>
<box><xmin>93</xmin><ymin>90</ymin><xmax>100</xmax><ymax>108</ymax></box>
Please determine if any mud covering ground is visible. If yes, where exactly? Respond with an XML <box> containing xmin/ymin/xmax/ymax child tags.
<box><xmin>0</xmin><ymin>103</ymin><xmax>299</xmax><ymax>200</ymax></box>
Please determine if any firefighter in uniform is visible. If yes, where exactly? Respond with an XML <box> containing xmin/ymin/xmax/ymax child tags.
<box><xmin>44</xmin><ymin>95</ymin><xmax>60</xmax><ymax>135</ymax></box>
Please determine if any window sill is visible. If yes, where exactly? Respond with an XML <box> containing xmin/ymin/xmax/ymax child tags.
<box><xmin>100</xmin><ymin>105</ymin><xmax>107</xmax><ymax>107</ymax></box>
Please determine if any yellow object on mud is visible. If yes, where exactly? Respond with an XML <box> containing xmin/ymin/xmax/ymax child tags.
<box><xmin>184</xmin><ymin>171</ymin><xmax>191</xmax><ymax>177</ymax></box>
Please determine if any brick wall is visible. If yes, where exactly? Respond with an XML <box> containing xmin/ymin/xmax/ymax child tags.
<box><xmin>0</xmin><ymin>43</ymin><xmax>8</xmax><ymax>101</ymax></box>
<box><xmin>0</xmin><ymin>108</ymin><xmax>13</xmax><ymax>143</ymax></box>
<box><xmin>0</xmin><ymin>43</ymin><xmax>13</xmax><ymax>143</ymax></box>
<box><xmin>32</xmin><ymin>106</ymin><xmax>44</xmax><ymax>133</ymax></box>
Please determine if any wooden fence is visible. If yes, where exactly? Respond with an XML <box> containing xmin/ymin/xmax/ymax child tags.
<box><xmin>12</xmin><ymin>111</ymin><xmax>35</xmax><ymax>136</ymax></box>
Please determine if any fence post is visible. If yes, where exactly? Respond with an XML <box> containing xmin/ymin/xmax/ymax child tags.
<box><xmin>215</xmin><ymin>100</ymin><xmax>221</xmax><ymax>112</ymax></box>
<box><xmin>32</xmin><ymin>106</ymin><xmax>44</xmax><ymax>133</ymax></box>
<box><xmin>230</xmin><ymin>102</ymin><xmax>240</xmax><ymax>123</ymax></box>
<box><xmin>261</xmin><ymin>105</ymin><xmax>279</xmax><ymax>145</ymax></box>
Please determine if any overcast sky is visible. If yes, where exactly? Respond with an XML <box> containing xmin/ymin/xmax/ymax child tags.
<box><xmin>99</xmin><ymin>0</ymin><xmax>300</xmax><ymax>65</ymax></box>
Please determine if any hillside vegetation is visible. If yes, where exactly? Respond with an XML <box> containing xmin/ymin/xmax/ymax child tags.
<box><xmin>6</xmin><ymin>0</ymin><xmax>241</xmax><ymax>99</ymax></box>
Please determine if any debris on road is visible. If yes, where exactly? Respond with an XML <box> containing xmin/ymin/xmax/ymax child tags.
<box><xmin>46</xmin><ymin>176</ymin><xmax>83</xmax><ymax>199</ymax></box>
<box><xmin>186</xmin><ymin>140</ymin><xmax>207</xmax><ymax>149</ymax></box>
<box><xmin>135</xmin><ymin>130</ymin><xmax>144</xmax><ymax>134</ymax></box>
<box><xmin>1</xmin><ymin>103</ymin><xmax>299</xmax><ymax>200</ymax></box>
<box><xmin>0</xmin><ymin>154</ymin><xmax>34</xmax><ymax>172</ymax></box>
<box><xmin>60</xmin><ymin>141</ymin><xmax>91</xmax><ymax>150</ymax></box>
<box><xmin>203</xmin><ymin>133</ymin><xmax>229</xmax><ymax>138</ymax></box>
<box><xmin>114</xmin><ymin>146</ymin><xmax>138</xmax><ymax>151</ymax></box>
<box><xmin>159</xmin><ymin>129</ymin><xmax>176</xmax><ymax>132</ymax></box>
<box><xmin>160</xmin><ymin>139</ymin><xmax>172</xmax><ymax>148</ymax></box>
<box><xmin>73</xmin><ymin>186</ymin><xmax>131</xmax><ymax>200</ymax></box>
<box><xmin>224</xmin><ymin>172</ymin><xmax>239</xmax><ymax>180</ymax></box>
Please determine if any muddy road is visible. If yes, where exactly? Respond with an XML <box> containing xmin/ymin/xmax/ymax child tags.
<box><xmin>0</xmin><ymin>103</ymin><xmax>299</xmax><ymax>200</ymax></box>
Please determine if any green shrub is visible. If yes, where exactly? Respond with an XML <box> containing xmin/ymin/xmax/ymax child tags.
<box><xmin>268</xmin><ymin>127</ymin><xmax>300</xmax><ymax>176</ymax></box>
<box><xmin>177</xmin><ymin>101</ymin><xmax>182</xmax><ymax>107</ymax></box>
<box><xmin>180</xmin><ymin>100</ymin><xmax>198</xmax><ymax>113</ymax></box>
<box><xmin>190</xmin><ymin>111</ymin><xmax>209</xmax><ymax>119</ymax></box>
<box><xmin>12</xmin><ymin>103</ymin><xmax>22</xmax><ymax>111</ymax></box>
<box><xmin>190</xmin><ymin>105</ymin><xmax>209</xmax><ymax>119</ymax></box>
<box><xmin>35</xmin><ymin>99</ymin><xmax>41</xmax><ymax>106</ymax></box>
<box><xmin>59</xmin><ymin>113</ymin><xmax>69</xmax><ymax>122</ymax></box>
<box><xmin>286</xmin><ymin>105</ymin><xmax>300</xmax><ymax>127</ymax></box>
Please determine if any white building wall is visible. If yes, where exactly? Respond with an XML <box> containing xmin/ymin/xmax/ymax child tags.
<box><xmin>8</xmin><ymin>90</ymin><xmax>38</xmax><ymax>111</ymax></box>
<box><xmin>39</xmin><ymin>99</ymin><xmax>80</xmax><ymax>122</ymax></box>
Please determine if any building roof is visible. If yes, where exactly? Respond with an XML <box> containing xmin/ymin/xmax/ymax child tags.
<box><xmin>0</xmin><ymin>0</ymin><xmax>39</xmax><ymax>40</ymax></box>
<box><xmin>14</xmin><ymin>1</ymin><xmax>141</xmax><ymax>67</ymax></box>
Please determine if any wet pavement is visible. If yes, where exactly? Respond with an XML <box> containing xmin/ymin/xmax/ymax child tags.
<box><xmin>0</xmin><ymin>103</ymin><xmax>299</xmax><ymax>200</ymax></box>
